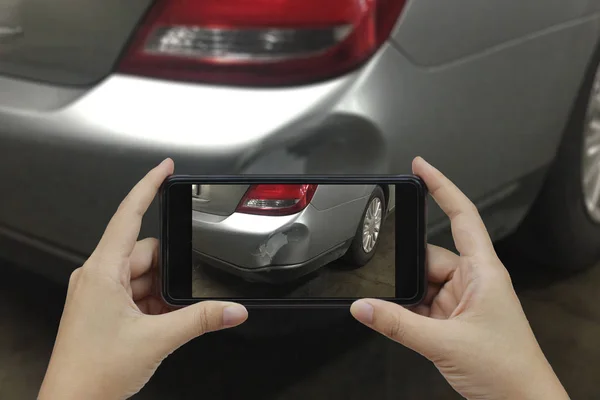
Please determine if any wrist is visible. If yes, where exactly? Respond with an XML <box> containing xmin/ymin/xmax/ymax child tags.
<box><xmin>39</xmin><ymin>364</ymin><xmax>114</xmax><ymax>400</ymax></box>
<box><xmin>505</xmin><ymin>358</ymin><xmax>569</xmax><ymax>400</ymax></box>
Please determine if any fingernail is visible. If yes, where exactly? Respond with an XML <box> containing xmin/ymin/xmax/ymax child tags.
<box><xmin>159</xmin><ymin>158</ymin><xmax>171</xmax><ymax>167</ymax></box>
<box><xmin>415</xmin><ymin>156</ymin><xmax>430</xmax><ymax>168</ymax></box>
<box><xmin>352</xmin><ymin>300</ymin><xmax>374</xmax><ymax>324</ymax></box>
<box><xmin>222</xmin><ymin>305</ymin><xmax>247</xmax><ymax>327</ymax></box>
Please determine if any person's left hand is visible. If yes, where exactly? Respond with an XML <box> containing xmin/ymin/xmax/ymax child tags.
<box><xmin>39</xmin><ymin>159</ymin><xmax>248</xmax><ymax>400</ymax></box>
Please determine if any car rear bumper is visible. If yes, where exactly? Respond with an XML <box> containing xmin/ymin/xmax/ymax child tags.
<box><xmin>191</xmin><ymin>197</ymin><xmax>368</xmax><ymax>269</ymax></box>
<box><xmin>192</xmin><ymin>209</ymin><xmax>312</xmax><ymax>270</ymax></box>
<box><xmin>194</xmin><ymin>239</ymin><xmax>351</xmax><ymax>284</ymax></box>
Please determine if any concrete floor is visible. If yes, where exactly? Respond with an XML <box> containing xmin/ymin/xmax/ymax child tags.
<box><xmin>192</xmin><ymin>218</ymin><xmax>395</xmax><ymax>299</ymax></box>
<box><xmin>1</xmin><ymin>245</ymin><xmax>600</xmax><ymax>399</ymax></box>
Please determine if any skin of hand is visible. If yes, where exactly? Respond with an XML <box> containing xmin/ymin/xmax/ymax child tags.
<box><xmin>351</xmin><ymin>157</ymin><xmax>570</xmax><ymax>400</ymax></box>
<box><xmin>38</xmin><ymin>159</ymin><xmax>248</xmax><ymax>400</ymax></box>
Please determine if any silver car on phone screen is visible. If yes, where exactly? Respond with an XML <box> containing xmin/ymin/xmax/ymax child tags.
<box><xmin>192</xmin><ymin>184</ymin><xmax>394</xmax><ymax>283</ymax></box>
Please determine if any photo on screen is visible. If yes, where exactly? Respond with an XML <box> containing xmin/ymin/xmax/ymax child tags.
<box><xmin>190</xmin><ymin>183</ymin><xmax>395</xmax><ymax>299</ymax></box>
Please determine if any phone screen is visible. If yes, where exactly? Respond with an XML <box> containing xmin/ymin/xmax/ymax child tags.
<box><xmin>161</xmin><ymin>177</ymin><xmax>426</xmax><ymax>306</ymax></box>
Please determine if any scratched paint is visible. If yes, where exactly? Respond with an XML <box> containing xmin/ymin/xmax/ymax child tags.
<box><xmin>251</xmin><ymin>225</ymin><xmax>308</xmax><ymax>266</ymax></box>
<box><xmin>253</xmin><ymin>232</ymin><xmax>289</xmax><ymax>264</ymax></box>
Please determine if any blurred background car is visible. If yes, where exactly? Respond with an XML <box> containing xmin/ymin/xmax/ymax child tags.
<box><xmin>191</xmin><ymin>184</ymin><xmax>393</xmax><ymax>283</ymax></box>
<box><xmin>1</xmin><ymin>0</ymin><xmax>600</xmax><ymax>281</ymax></box>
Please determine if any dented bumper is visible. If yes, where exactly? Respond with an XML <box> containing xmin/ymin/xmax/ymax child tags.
<box><xmin>193</xmin><ymin>239</ymin><xmax>352</xmax><ymax>283</ymax></box>
<box><xmin>191</xmin><ymin>198</ymin><xmax>368</xmax><ymax>280</ymax></box>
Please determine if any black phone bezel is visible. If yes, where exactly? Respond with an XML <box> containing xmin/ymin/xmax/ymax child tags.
<box><xmin>159</xmin><ymin>175</ymin><xmax>427</xmax><ymax>308</ymax></box>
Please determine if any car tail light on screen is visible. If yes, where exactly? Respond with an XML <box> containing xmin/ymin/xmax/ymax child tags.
<box><xmin>236</xmin><ymin>184</ymin><xmax>318</xmax><ymax>216</ymax></box>
<box><xmin>118</xmin><ymin>0</ymin><xmax>407</xmax><ymax>86</ymax></box>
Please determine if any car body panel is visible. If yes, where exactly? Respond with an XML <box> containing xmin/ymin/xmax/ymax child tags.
<box><xmin>0</xmin><ymin>3</ymin><xmax>599</xmax><ymax>281</ymax></box>
<box><xmin>193</xmin><ymin>239</ymin><xmax>352</xmax><ymax>284</ymax></box>
<box><xmin>308</xmin><ymin>184</ymin><xmax>374</xmax><ymax>211</ymax></box>
<box><xmin>0</xmin><ymin>0</ymin><xmax>152</xmax><ymax>85</ymax></box>
<box><xmin>393</xmin><ymin>0</ymin><xmax>598</xmax><ymax>67</ymax></box>
<box><xmin>249</xmin><ymin>18</ymin><xmax>599</xmax><ymax>222</ymax></box>
<box><xmin>192</xmin><ymin>184</ymin><xmax>250</xmax><ymax>216</ymax></box>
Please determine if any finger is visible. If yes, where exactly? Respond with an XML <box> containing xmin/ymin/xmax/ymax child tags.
<box><xmin>65</xmin><ymin>268</ymin><xmax>82</xmax><ymax>304</ymax></box>
<box><xmin>411</xmin><ymin>304</ymin><xmax>432</xmax><ymax>317</ymax></box>
<box><xmin>413</xmin><ymin>157</ymin><xmax>494</xmax><ymax>257</ymax></box>
<box><xmin>429</xmin><ymin>287</ymin><xmax>459</xmax><ymax>319</ymax></box>
<box><xmin>137</xmin><ymin>295</ymin><xmax>172</xmax><ymax>315</ymax></box>
<box><xmin>131</xmin><ymin>272</ymin><xmax>153</xmax><ymax>301</ymax></box>
<box><xmin>351</xmin><ymin>298</ymin><xmax>442</xmax><ymax>360</ymax></box>
<box><xmin>426</xmin><ymin>244</ymin><xmax>459</xmax><ymax>284</ymax></box>
<box><xmin>95</xmin><ymin>158</ymin><xmax>174</xmax><ymax>261</ymax></box>
<box><xmin>419</xmin><ymin>245</ymin><xmax>459</xmax><ymax>306</ymax></box>
<box><xmin>146</xmin><ymin>301</ymin><xmax>248</xmax><ymax>356</ymax></box>
<box><xmin>130</xmin><ymin>238</ymin><xmax>159</xmax><ymax>279</ymax></box>
<box><xmin>422</xmin><ymin>282</ymin><xmax>441</xmax><ymax>306</ymax></box>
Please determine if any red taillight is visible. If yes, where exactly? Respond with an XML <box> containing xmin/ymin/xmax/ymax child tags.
<box><xmin>236</xmin><ymin>184</ymin><xmax>318</xmax><ymax>216</ymax></box>
<box><xmin>118</xmin><ymin>0</ymin><xmax>406</xmax><ymax>86</ymax></box>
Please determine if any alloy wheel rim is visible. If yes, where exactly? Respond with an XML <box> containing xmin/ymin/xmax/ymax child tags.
<box><xmin>362</xmin><ymin>197</ymin><xmax>382</xmax><ymax>253</ymax></box>
<box><xmin>582</xmin><ymin>69</ymin><xmax>600</xmax><ymax>223</ymax></box>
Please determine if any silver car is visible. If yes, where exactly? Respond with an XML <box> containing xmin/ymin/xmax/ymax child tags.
<box><xmin>192</xmin><ymin>184</ymin><xmax>393</xmax><ymax>283</ymax></box>
<box><xmin>1</xmin><ymin>1</ymin><xmax>600</xmax><ymax>280</ymax></box>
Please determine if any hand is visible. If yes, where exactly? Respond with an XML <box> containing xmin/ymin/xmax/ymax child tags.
<box><xmin>39</xmin><ymin>159</ymin><xmax>248</xmax><ymax>400</ymax></box>
<box><xmin>351</xmin><ymin>157</ymin><xmax>569</xmax><ymax>400</ymax></box>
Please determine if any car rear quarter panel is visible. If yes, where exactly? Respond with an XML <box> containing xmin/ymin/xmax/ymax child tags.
<box><xmin>332</xmin><ymin>18</ymin><xmax>600</xmax><ymax>230</ymax></box>
<box><xmin>393</xmin><ymin>0</ymin><xmax>599</xmax><ymax>66</ymax></box>
<box><xmin>309</xmin><ymin>184</ymin><xmax>373</xmax><ymax>211</ymax></box>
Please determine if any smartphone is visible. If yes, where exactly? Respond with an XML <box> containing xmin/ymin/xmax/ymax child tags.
<box><xmin>159</xmin><ymin>175</ymin><xmax>427</xmax><ymax>308</ymax></box>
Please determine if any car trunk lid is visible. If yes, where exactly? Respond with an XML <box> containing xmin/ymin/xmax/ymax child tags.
<box><xmin>0</xmin><ymin>0</ymin><xmax>153</xmax><ymax>86</ymax></box>
<box><xmin>192</xmin><ymin>184</ymin><xmax>250</xmax><ymax>217</ymax></box>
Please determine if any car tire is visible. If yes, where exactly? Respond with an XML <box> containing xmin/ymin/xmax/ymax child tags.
<box><xmin>343</xmin><ymin>186</ymin><xmax>386</xmax><ymax>267</ymax></box>
<box><xmin>508</xmin><ymin>45</ymin><xmax>600</xmax><ymax>271</ymax></box>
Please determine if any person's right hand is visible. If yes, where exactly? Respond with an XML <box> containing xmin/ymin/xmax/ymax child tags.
<box><xmin>351</xmin><ymin>157</ymin><xmax>570</xmax><ymax>400</ymax></box>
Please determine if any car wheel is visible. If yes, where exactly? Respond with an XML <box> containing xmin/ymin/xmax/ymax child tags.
<box><xmin>344</xmin><ymin>186</ymin><xmax>385</xmax><ymax>267</ymax></box>
<box><xmin>509</xmin><ymin>47</ymin><xmax>600</xmax><ymax>271</ymax></box>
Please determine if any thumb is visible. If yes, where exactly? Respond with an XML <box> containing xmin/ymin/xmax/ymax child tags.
<box><xmin>351</xmin><ymin>299</ymin><xmax>443</xmax><ymax>358</ymax></box>
<box><xmin>149</xmin><ymin>301</ymin><xmax>248</xmax><ymax>355</ymax></box>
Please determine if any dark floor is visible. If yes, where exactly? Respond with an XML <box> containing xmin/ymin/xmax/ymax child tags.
<box><xmin>1</xmin><ymin>245</ymin><xmax>600</xmax><ymax>399</ymax></box>
<box><xmin>192</xmin><ymin>218</ymin><xmax>395</xmax><ymax>299</ymax></box>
